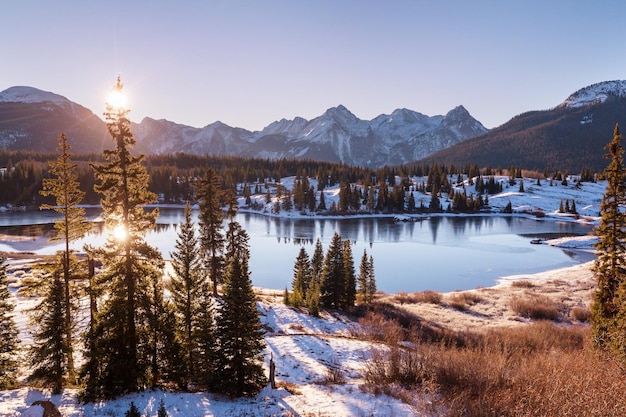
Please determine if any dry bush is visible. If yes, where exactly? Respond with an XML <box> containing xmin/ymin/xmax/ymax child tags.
<box><xmin>511</xmin><ymin>280</ymin><xmax>536</xmax><ymax>288</ymax></box>
<box><xmin>354</xmin><ymin>311</ymin><xmax>404</xmax><ymax>344</ymax></box>
<box><xmin>364</xmin><ymin>322</ymin><xmax>626</xmax><ymax>416</ymax></box>
<box><xmin>571</xmin><ymin>305</ymin><xmax>592</xmax><ymax>322</ymax></box>
<box><xmin>510</xmin><ymin>295</ymin><xmax>562</xmax><ymax>321</ymax></box>
<box><xmin>323</xmin><ymin>356</ymin><xmax>346</xmax><ymax>385</ymax></box>
<box><xmin>394</xmin><ymin>290</ymin><xmax>442</xmax><ymax>305</ymax></box>
<box><xmin>448</xmin><ymin>292</ymin><xmax>484</xmax><ymax>310</ymax></box>
<box><xmin>276</xmin><ymin>380</ymin><xmax>301</xmax><ymax>395</ymax></box>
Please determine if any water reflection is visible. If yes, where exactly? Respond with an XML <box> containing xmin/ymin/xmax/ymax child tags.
<box><xmin>0</xmin><ymin>210</ymin><xmax>595</xmax><ymax>293</ymax></box>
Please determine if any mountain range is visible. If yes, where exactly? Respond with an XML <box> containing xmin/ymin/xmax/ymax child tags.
<box><xmin>2</xmin><ymin>81</ymin><xmax>626</xmax><ymax>172</ymax></box>
<box><xmin>420</xmin><ymin>80</ymin><xmax>626</xmax><ymax>172</ymax></box>
<box><xmin>0</xmin><ymin>86</ymin><xmax>487</xmax><ymax>167</ymax></box>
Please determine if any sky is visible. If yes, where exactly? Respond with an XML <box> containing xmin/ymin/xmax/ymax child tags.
<box><xmin>2</xmin><ymin>1</ymin><xmax>626</xmax><ymax>131</ymax></box>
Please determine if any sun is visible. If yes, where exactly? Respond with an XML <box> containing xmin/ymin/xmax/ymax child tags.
<box><xmin>107</xmin><ymin>89</ymin><xmax>127</xmax><ymax>110</ymax></box>
<box><xmin>112</xmin><ymin>224</ymin><xmax>127</xmax><ymax>241</ymax></box>
<box><xmin>106</xmin><ymin>76</ymin><xmax>127</xmax><ymax>111</ymax></box>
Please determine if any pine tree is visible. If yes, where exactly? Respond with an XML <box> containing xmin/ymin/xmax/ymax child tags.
<box><xmin>320</xmin><ymin>232</ymin><xmax>345</xmax><ymax>309</ymax></box>
<box><xmin>367</xmin><ymin>255</ymin><xmax>377</xmax><ymax>301</ymax></box>
<box><xmin>143</xmin><ymin>268</ymin><xmax>185</xmax><ymax>389</ymax></box>
<box><xmin>0</xmin><ymin>257</ymin><xmax>18</xmax><ymax>389</ymax></box>
<box><xmin>125</xmin><ymin>402</ymin><xmax>141</xmax><ymax>417</ymax></box>
<box><xmin>592</xmin><ymin>124</ymin><xmax>626</xmax><ymax>352</ymax></box>
<box><xmin>291</xmin><ymin>247</ymin><xmax>312</xmax><ymax>307</ymax></box>
<box><xmin>215</xmin><ymin>251</ymin><xmax>266</xmax><ymax>396</ymax></box>
<box><xmin>357</xmin><ymin>250</ymin><xmax>370</xmax><ymax>303</ymax></box>
<box><xmin>39</xmin><ymin>132</ymin><xmax>90</xmax><ymax>384</ymax></box>
<box><xmin>157</xmin><ymin>399</ymin><xmax>168</xmax><ymax>417</ymax></box>
<box><xmin>194</xmin><ymin>289</ymin><xmax>218</xmax><ymax>390</ymax></box>
<box><xmin>84</xmin><ymin>77</ymin><xmax>164</xmax><ymax>399</ymax></box>
<box><xmin>197</xmin><ymin>168</ymin><xmax>225</xmax><ymax>297</ymax></box>
<box><xmin>318</xmin><ymin>190</ymin><xmax>326</xmax><ymax>211</ymax></box>
<box><xmin>169</xmin><ymin>202</ymin><xmax>204</xmax><ymax>385</ymax></box>
<box><xmin>306</xmin><ymin>279</ymin><xmax>321</xmax><ymax>317</ymax></box>
<box><xmin>28</xmin><ymin>260</ymin><xmax>66</xmax><ymax>393</ymax></box>
<box><xmin>342</xmin><ymin>240</ymin><xmax>356</xmax><ymax>309</ymax></box>
<box><xmin>311</xmin><ymin>239</ymin><xmax>324</xmax><ymax>288</ymax></box>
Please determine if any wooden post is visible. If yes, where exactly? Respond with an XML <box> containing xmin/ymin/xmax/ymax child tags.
<box><xmin>269</xmin><ymin>352</ymin><xmax>276</xmax><ymax>389</ymax></box>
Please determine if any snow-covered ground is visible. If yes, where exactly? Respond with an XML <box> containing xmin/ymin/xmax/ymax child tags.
<box><xmin>237</xmin><ymin>174</ymin><xmax>604</xmax><ymax>226</ymax></box>
<box><xmin>0</xmin><ymin>174</ymin><xmax>607</xmax><ymax>416</ymax></box>
<box><xmin>1</xmin><ymin>288</ymin><xmax>416</xmax><ymax>416</ymax></box>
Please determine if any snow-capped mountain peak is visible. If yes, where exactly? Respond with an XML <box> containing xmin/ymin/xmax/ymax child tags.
<box><xmin>560</xmin><ymin>80</ymin><xmax>626</xmax><ymax>108</ymax></box>
<box><xmin>0</xmin><ymin>86</ymin><xmax>71</xmax><ymax>106</ymax></box>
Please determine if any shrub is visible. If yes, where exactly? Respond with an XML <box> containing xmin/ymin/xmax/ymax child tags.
<box><xmin>510</xmin><ymin>295</ymin><xmax>561</xmax><ymax>321</ymax></box>
<box><xmin>364</xmin><ymin>322</ymin><xmax>626</xmax><ymax>416</ymax></box>
<box><xmin>571</xmin><ymin>305</ymin><xmax>592</xmax><ymax>322</ymax></box>
<box><xmin>394</xmin><ymin>290</ymin><xmax>442</xmax><ymax>305</ymax></box>
<box><xmin>323</xmin><ymin>356</ymin><xmax>346</xmax><ymax>385</ymax></box>
<box><xmin>355</xmin><ymin>311</ymin><xmax>404</xmax><ymax>344</ymax></box>
<box><xmin>448</xmin><ymin>292</ymin><xmax>484</xmax><ymax>310</ymax></box>
<box><xmin>511</xmin><ymin>280</ymin><xmax>536</xmax><ymax>288</ymax></box>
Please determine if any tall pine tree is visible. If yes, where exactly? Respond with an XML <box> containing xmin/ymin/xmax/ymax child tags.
<box><xmin>197</xmin><ymin>168</ymin><xmax>225</xmax><ymax>297</ymax></box>
<box><xmin>342</xmin><ymin>240</ymin><xmax>356</xmax><ymax>309</ymax></box>
<box><xmin>84</xmin><ymin>77</ymin><xmax>164</xmax><ymax>399</ymax></box>
<box><xmin>169</xmin><ymin>202</ymin><xmax>205</xmax><ymax>386</ymax></box>
<box><xmin>28</xmin><ymin>260</ymin><xmax>67</xmax><ymax>393</ymax></box>
<box><xmin>291</xmin><ymin>247</ymin><xmax>312</xmax><ymax>307</ymax></box>
<box><xmin>39</xmin><ymin>132</ymin><xmax>91</xmax><ymax>384</ymax></box>
<box><xmin>0</xmin><ymin>257</ymin><xmax>18</xmax><ymax>389</ymax></box>
<box><xmin>592</xmin><ymin>124</ymin><xmax>626</xmax><ymax>353</ymax></box>
<box><xmin>215</xmin><ymin>222</ymin><xmax>266</xmax><ymax>396</ymax></box>
<box><xmin>320</xmin><ymin>232</ymin><xmax>345</xmax><ymax>309</ymax></box>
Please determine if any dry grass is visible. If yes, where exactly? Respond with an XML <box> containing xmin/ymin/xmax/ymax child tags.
<box><xmin>511</xmin><ymin>280</ymin><xmax>536</xmax><ymax>288</ymax></box>
<box><xmin>353</xmin><ymin>311</ymin><xmax>405</xmax><ymax>345</ymax></box>
<box><xmin>571</xmin><ymin>305</ymin><xmax>592</xmax><ymax>322</ymax></box>
<box><xmin>363</xmin><ymin>322</ymin><xmax>626</xmax><ymax>416</ymax></box>
<box><xmin>510</xmin><ymin>294</ymin><xmax>563</xmax><ymax>321</ymax></box>
<box><xmin>448</xmin><ymin>292</ymin><xmax>484</xmax><ymax>311</ymax></box>
<box><xmin>393</xmin><ymin>290</ymin><xmax>443</xmax><ymax>305</ymax></box>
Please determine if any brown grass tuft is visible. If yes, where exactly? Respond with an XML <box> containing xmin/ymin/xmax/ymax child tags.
<box><xmin>364</xmin><ymin>323</ymin><xmax>626</xmax><ymax>416</ymax></box>
<box><xmin>510</xmin><ymin>295</ymin><xmax>562</xmax><ymax>321</ymax></box>
<box><xmin>394</xmin><ymin>290</ymin><xmax>443</xmax><ymax>305</ymax></box>
<box><xmin>511</xmin><ymin>280</ymin><xmax>536</xmax><ymax>288</ymax></box>
<box><xmin>448</xmin><ymin>292</ymin><xmax>484</xmax><ymax>310</ymax></box>
<box><xmin>571</xmin><ymin>305</ymin><xmax>592</xmax><ymax>322</ymax></box>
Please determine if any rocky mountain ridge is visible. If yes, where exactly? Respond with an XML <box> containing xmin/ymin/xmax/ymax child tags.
<box><xmin>0</xmin><ymin>86</ymin><xmax>487</xmax><ymax>167</ymax></box>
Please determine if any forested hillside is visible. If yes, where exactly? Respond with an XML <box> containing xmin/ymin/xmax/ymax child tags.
<box><xmin>421</xmin><ymin>96</ymin><xmax>626</xmax><ymax>172</ymax></box>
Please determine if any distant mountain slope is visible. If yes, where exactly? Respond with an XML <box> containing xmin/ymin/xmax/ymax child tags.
<box><xmin>420</xmin><ymin>81</ymin><xmax>626</xmax><ymax>172</ymax></box>
<box><xmin>0</xmin><ymin>86</ymin><xmax>487</xmax><ymax>167</ymax></box>
<box><xmin>0</xmin><ymin>86</ymin><xmax>108</xmax><ymax>153</ymax></box>
<box><xmin>132</xmin><ymin>104</ymin><xmax>487</xmax><ymax>167</ymax></box>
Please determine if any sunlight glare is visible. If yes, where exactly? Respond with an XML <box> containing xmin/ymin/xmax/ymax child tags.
<box><xmin>113</xmin><ymin>224</ymin><xmax>127</xmax><ymax>241</ymax></box>
<box><xmin>107</xmin><ymin>89</ymin><xmax>127</xmax><ymax>111</ymax></box>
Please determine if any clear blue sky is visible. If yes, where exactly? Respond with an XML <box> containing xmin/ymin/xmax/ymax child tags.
<box><xmin>2</xmin><ymin>1</ymin><xmax>625</xmax><ymax>131</ymax></box>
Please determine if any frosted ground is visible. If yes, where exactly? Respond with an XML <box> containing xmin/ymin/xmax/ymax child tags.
<box><xmin>0</xmin><ymin>174</ymin><xmax>605</xmax><ymax>416</ymax></box>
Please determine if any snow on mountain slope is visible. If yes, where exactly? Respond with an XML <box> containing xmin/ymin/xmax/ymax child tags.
<box><xmin>0</xmin><ymin>86</ymin><xmax>70</xmax><ymax>105</ymax></box>
<box><xmin>560</xmin><ymin>80</ymin><xmax>626</xmax><ymax>108</ymax></box>
<box><xmin>0</xmin><ymin>85</ymin><xmax>488</xmax><ymax>167</ymax></box>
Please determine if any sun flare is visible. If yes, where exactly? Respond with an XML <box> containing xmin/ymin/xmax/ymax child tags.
<box><xmin>112</xmin><ymin>224</ymin><xmax>127</xmax><ymax>241</ymax></box>
<box><xmin>107</xmin><ymin>89</ymin><xmax>127</xmax><ymax>110</ymax></box>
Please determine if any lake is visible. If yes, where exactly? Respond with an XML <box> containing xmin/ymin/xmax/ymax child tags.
<box><xmin>0</xmin><ymin>208</ymin><xmax>595</xmax><ymax>293</ymax></box>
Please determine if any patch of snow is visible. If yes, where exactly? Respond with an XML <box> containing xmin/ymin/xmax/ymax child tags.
<box><xmin>560</xmin><ymin>80</ymin><xmax>626</xmax><ymax>108</ymax></box>
<box><xmin>0</xmin><ymin>86</ymin><xmax>70</xmax><ymax>106</ymax></box>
